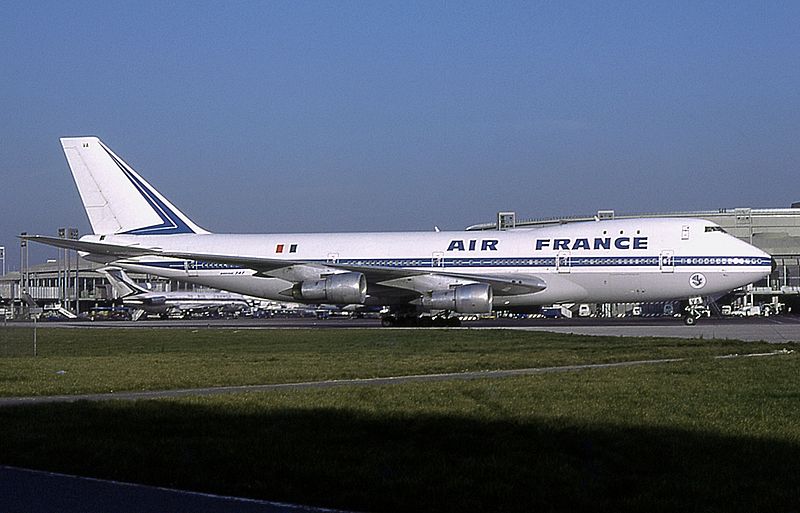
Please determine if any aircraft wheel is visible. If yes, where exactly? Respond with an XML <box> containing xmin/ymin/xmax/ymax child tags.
<box><xmin>447</xmin><ymin>317</ymin><xmax>462</xmax><ymax>327</ymax></box>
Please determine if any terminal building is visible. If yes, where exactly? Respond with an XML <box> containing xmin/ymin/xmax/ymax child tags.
<box><xmin>0</xmin><ymin>255</ymin><xmax>199</xmax><ymax>319</ymax></box>
<box><xmin>2</xmin><ymin>204</ymin><xmax>800</xmax><ymax>319</ymax></box>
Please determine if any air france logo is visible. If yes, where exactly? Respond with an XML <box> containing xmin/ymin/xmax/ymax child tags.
<box><xmin>447</xmin><ymin>239</ymin><xmax>499</xmax><ymax>251</ymax></box>
<box><xmin>535</xmin><ymin>236</ymin><xmax>648</xmax><ymax>251</ymax></box>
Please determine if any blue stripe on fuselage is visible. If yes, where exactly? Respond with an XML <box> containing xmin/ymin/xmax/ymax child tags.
<box><xmin>127</xmin><ymin>255</ymin><xmax>771</xmax><ymax>272</ymax></box>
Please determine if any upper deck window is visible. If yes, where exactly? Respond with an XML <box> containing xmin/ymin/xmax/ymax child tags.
<box><xmin>704</xmin><ymin>226</ymin><xmax>727</xmax><ymax>233</ymax></box>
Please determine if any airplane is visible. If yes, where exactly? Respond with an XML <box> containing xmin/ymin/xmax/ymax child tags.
<box><xmin>99</xmin><ymin>267</ymin><xmax>250</xmax><ymax>320</ymax></box>
<box><xmin>23</xmin><ymin>137</ymin><xmax>773</xmax><ymax>326</ymax></box>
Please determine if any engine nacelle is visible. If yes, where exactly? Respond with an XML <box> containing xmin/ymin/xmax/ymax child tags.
<box><xmin>422</xmin><ymin>283</ymin><xmax>493</xmax><ymax>313</ymax></box>
<box><xmin>296</xmin><ymin>272</ymin><xmax>367</xmax><ymax>304</ymax></box>
<box><xmin>142</xmin><ymin>295</ymin><xmax>167</xmax><ymax>307</ymax></box>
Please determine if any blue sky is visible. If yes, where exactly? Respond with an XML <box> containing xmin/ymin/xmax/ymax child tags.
<box><xmin>1</xmin><ymin>1</ymin><xmax>799</xmax><ymax>270</ymax></box>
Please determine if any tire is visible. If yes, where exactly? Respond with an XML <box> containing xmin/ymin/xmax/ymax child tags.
<box><xmin>683</xmin><ymin>315</ymin><xmax>698</xmax><ymax>326</ymax></box>
<box><xmin>381</xmin><ymin>317</ymin><xmax>395</xmax><ymax>327</ymax></box>
<box><xmin>447</xmin><ymin>317</ymin><xmax>462</xmax><ymax>327</ymax></box>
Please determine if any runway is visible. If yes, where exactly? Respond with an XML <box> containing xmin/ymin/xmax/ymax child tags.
<box><xmin>36</xmin><ymin>315</ymin><xmax>800</xmax><ymax>343</ymax></box>
<box><xmin>506</xmin><ymin>322</ymin><xmax>800</xmax><ymax>343</ymax></box>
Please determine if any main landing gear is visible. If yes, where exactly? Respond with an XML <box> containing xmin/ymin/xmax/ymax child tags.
<box><xmin>380</xmin><ymin>312</ymin><xmax>461</xmax><ymax>327</ymax></box>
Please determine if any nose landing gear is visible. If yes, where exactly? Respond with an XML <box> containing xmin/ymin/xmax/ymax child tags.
<box><xmin>683</xmin><ymin>297</ymin><xmax>709</xmax><ymax>326</ymax></box>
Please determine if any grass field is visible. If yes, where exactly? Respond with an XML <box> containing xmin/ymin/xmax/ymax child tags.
<box><xmin>0</xmin><ymin>326</ymin><xmax>798</xmax><ymax>511</ymax></box>
<box><xmin>0</xmin><ymin>326</ymin><xmax>788</xmax><ymax>396</ymax></box>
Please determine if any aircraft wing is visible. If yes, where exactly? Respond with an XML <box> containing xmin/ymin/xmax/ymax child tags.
<box><xmin>329</xmin><ymin>263</ymin><xmax>546</xmax><ymax>295</ymax></box>
<box><xmin>152</xmin><ymin>250</ymin><xmax>547</xmax><ymax>296</ymax></box>
<box><xmin>23</xmin><ymin>235</ymin><xmax>547</xmax><ymax>296</ymax></box>
<box><xmin>20</xmin><ymin>235</ymin><xmax>156</xmax><ymax>257</ymax></box>
<box><xmin>21</xmin><ymin>235</ymin><xmax>312</xmax><ymax>271</ymax></box>
<box><xmin>421</xmin><ymin>271</ymin><xmax>546</xmax><ymax>295</ymax></box>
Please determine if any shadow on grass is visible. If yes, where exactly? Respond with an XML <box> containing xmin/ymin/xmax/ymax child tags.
<box><xmin>1</xmin><ymin>401</ymin><xmax>798</xmax><ymax>513</ymax></box>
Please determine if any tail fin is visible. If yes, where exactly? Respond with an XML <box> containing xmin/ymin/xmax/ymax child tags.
<box><xmin>60</xmin><ymin>137</ymin><xmax>209</xmax><ymax>235</ymax></box>
<box><xmin>98</xmin><ymin>267</ymin><xmax>148</xmax><ymax>298</ymax></box>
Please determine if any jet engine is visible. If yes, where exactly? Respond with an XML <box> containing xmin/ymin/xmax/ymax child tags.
<box><xmin>422</xmin><ymin>283</ymin><xmax>493</xmax><ymax>313</ymax></box>
<box><xmin>142</xmin><ymin>296</ymin><xmax>167</xmax><ymax>307</ymax></box>
<box><xmin>295</xmin><ymin>272</ymin><xmax>367</xmax><ymax>304</ymax></box>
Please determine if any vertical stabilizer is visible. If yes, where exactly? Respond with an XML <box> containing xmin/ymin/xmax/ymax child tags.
<box><xmin>60</xmin><ymin>137</ymin><xmax>209</xmax><ymax>235</ymax></box>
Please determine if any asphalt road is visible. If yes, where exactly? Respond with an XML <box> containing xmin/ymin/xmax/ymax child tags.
<box><xmin>26</xmin><ymin>315</ymin><xmax>800</xmax><ymax>343</ymax></box>
<box><xmin>0</xmin><ymin>465</ymin><xmax>352</xmax><ymax>513</ymax></box>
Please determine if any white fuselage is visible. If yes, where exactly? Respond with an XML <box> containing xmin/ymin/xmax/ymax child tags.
<box><xmin>122</xmin><ymin>291</ymin><xmax>250</xmax><ymax>314</ymax></box>
<box><xmin>82</xmin><ymin>217</ymin><xmax>772</xmax><ymax>308</ymax></box>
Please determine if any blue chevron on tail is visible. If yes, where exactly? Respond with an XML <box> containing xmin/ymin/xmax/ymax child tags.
<box><xmin>60</xmin><ymin>137</ymin><xmax>209</xmax><ymax>235</ymax></box>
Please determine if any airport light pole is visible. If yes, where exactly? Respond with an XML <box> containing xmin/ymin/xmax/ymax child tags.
<box><xmin>19</xmin><ymin>233</ymin><xmax>28</xmax><ymax>293</ymax></box>
<box><xmin>58</xmin><ymin>227</ymin><xmax>66</xmax><ymax>305</ymax></box>
<box><xmin>0</xmin><ymin>246</ymin><xmax>5</xmax><ymax>276</ymax></box>
<box><xmin>69</xmin><ymin>228</ymin><xmax>79</xmax><ymax>314</ymax></box>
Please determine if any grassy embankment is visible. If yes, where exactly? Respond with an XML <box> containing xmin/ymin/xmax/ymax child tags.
<box><xmin>0</xmin><ymin>327</ymin><xmax>798</xmax><ymax>512</ymax></box>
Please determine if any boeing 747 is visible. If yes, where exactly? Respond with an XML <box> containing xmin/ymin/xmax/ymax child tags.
<box><xmin>24</xmin><ymin>137</ymin><xmax>773</xmax><ymax>326</ymax></box>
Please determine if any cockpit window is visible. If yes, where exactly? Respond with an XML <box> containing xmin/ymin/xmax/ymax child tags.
<box><xmin>705</xmin><ymin>226</ymin><xmax>727</xmax><ymax>233</ymax></box>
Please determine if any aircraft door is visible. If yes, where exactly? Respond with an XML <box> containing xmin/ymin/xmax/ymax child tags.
<box><xmin>184</xmin><ymin>260</ymin><xmax>199</xmax><ymax>277</ymax></box>
<box><xmin>659</xmin><ymin>250</ymin><xmax>674</xmax><ymax>273</ymax></box>
<box><xmin>432</xmin><ymin>251</ymin><xmax>444</xmax><ymax>268</ymax></box>
<box><xmin>327</xmin><ymin>253</ymin><xmax>339</xmax><ymax>264</ymax></box>
<box><xmin>556</xmin><ymin>252</ymin><xmax>571</xmax><ymax>273</ymax></box>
